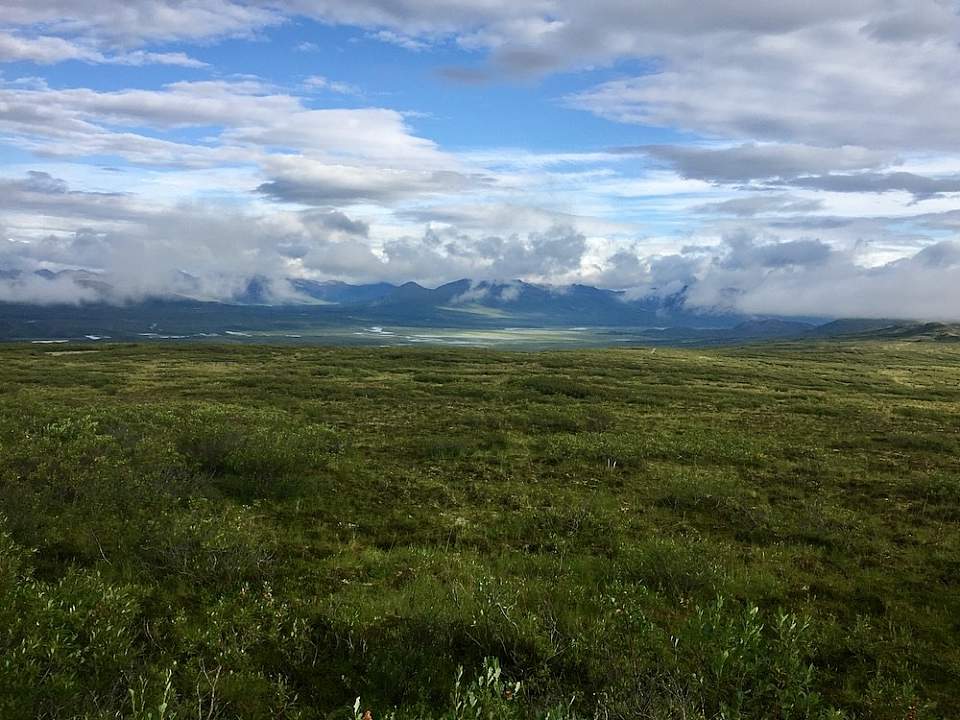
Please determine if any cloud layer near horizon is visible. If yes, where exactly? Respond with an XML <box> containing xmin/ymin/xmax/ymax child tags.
<box><xmin>2</xmin><ymin>1</ymin><xmax>960</xmax><ymax>319</ymax></box>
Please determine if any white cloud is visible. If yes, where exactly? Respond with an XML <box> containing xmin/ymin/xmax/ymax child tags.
<box><xmin>5</xmin><ymin>169</ymin><xmax>960</xmax><ymax>321</ymax></box>
<box><xmin>608</xmin><ymin>233</ymin><xmax>960</xmax><ymax>321</ymax></box>
<box><xmin>111</xmin><ymin>50</ymin><xmax>207</xmax><ymax>68</ymax></box>
<box><xmin>0</xmin><ymin>0</ymin><xmax>278</xmax><ymax>46</ymax></box>
<box><xmin>0</xmin><ymin>32</ymin><xmax>101</xmax><ymax>64</ymax></box>
<box><xmin>303</xmin><ymin>75</ymin><xmax>360</xmax><ymax>95</ymax></box>
<box><xmin>257</xmin><ymin>157</ymin><xmax>485</xmax><ymax>205</ymax></box>
<box><xmin>3</xmin><ymin>0</ymin><xmax>960</xmax><ymax>320</ymax></box>
<box><xmin>0</xmin><ymin>80</ymin><xmax>450</xmax><ymax>169</ymax></box>
<box><xmin>0</xmin><ymin>271</ymin><xmax>100</xmax><ymax>304</ymax></box>
<box><xmin>0</xmin><ymin>31</ymin><xmax>207</xmax><ymax>66</ymax></box>
<box><xmin>369</xmin><ymin>30</ymin><xmax>429</xmax><ymax>51</ymax></box>
<box><xmin>569</xmin><ymin>11</ymin><xmax>960</xmax><ymax>152</ymax></box>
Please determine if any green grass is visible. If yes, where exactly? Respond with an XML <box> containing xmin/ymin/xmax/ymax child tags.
<box><xmin>0</xmin><ymin>341</ymin><xmax>958</xmax><ymax>719</ymax></box>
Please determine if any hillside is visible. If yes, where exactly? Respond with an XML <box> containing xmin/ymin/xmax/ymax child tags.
<box><xmin>0</xmin><ymin>342</ymin><xmax>957</xmax><ymax>719</ymax></box>
<box><xmin>841</xmin><ymin>321</ymin><xmax>960</xmax><ymax>342</ymax></box>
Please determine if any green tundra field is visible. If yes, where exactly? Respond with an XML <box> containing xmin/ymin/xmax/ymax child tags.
<box><xmin>0</xmin><ymin>341</ymin><xmax>958</xmax><ymax>719</ymax></box>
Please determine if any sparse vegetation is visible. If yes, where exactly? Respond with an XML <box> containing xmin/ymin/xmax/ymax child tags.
<box><xmin>0</xmin><ymin>341</ymin><xmax>957</xmax><ymax>718</ymax></box>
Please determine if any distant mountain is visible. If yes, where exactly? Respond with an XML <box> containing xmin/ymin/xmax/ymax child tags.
<box><xmin>290</xmin><ymin>279</ymin><xmax>397</xmax><ymax>304</ymax></box>
<box><xmin>376</xmin><ymin>280</ymin><xmax>441</xmax><ymax>305</ymax></box>
<box><xmin>0</xmin><ymin>270</ymin><xmax>741</xmax><ymax>327</ymax></box>
<box><xmin>1</xmin><ymin>267</ymin><xmax>114</xmax><ymax>294</ymax></box>
<box><xmin>827</xmin><ymin>321</ymin><xmax>960</xmax><ymax>342</ymax></box>
<box><xmin>728</xmin><ymin>319</ymin><xmax>816</xmax><ymax>338</ymax></box>
<box><xmin>2</xmin><ymin>269</ymin><xmax>954</xmax><ymax>345</ymax></box>
<box><xmin>638</xmin><ymin>319</ymin><xmax>815</xmax><ymax>345</ymax></box>
<box><xmin>344</xmin><ymin>278</ymin><xmax>745</xmax><ymax>328</ymax></box>
<box><xmin>232</xmin><ymin>276</ymin><xmax>274</xmax><ymax>305</ymax></box>
<box><xmin>809</xmin><ymin>319</ymin><xmax>902</xmax><ymax>337</ymax></box>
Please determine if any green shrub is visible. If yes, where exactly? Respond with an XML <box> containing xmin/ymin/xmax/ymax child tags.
<box><xmin>0</xmin><ymin>560</ymin><xmax>143</xmax><ymax>719</ymax></box>
<box><xmin>140</xmin><ymin>497</ymin><xmax>275</xmax><ymax>585</ymax></box>
<box><xmin>621</xmin><ymin>537</ymin><xmax>724</xmax><ymax>598</ymax></box>
<box><xmin>350</xmin><ymin>658</ymin><xmax>543</xmax><ymax>720</ymax></box>
<box><xmin>176</xmin><ymin>405</ymin><xmax>340</xmax><ymax>500</ymax></box>
<box><xmin>516</xmin><ymin>376</ymin><xmax>600</xmax><ymax>399</ymax></box>
<box><xmin>673</xmin><ymin>598</ymin><xmax>833</xmax><ymax>720</ymax></box>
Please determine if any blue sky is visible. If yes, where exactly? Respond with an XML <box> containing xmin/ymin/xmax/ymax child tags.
<box><xmin>2</xmin><ymin>1</ymin><xmax>960</xmax><ymax>319</ymax></box>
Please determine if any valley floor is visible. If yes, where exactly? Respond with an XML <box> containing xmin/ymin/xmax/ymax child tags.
<box><xmin>0</xmin><ymin>341</ymin><xmax>958</xmax><ymax>719</ymax></box>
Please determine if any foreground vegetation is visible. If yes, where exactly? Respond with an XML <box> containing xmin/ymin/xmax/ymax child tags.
<box><xmin>0</xmin><ymin>341</ymin><xmax>957</xmax><ymax>719</ymax></box>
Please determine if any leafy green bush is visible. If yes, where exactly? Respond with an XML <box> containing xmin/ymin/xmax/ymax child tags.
<box><xmin>350</xmin><ymin>658</ymin><xmax>568</xmax><ymax>720</ymax></box>
<box><xmin>672</xmin><ymin>598</ymin><xmax>833</xmax><ymax>720</ymax></box>
<box><xmin>0</xmin><ymin>525</ymin><xmax>143</xmax><ymax>719</ymax></box>
<box><xmin>175</xmin><ymin>405</ymin><xmax>340</xmax><ymax>500</ymax></box>
<box><xmin>140</xmin><ymin>497</ymin><xmax>275</xmax><ymax>585</ymax></box>
<box><xmin>515</xmin><ymin>376</ymin><xmax>600</xmax><ymax>399</ymax></box>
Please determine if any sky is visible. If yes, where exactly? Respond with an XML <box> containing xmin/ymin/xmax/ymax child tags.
<box><xmin>2</xmin><ymin>0</ymin><xmax>960</xmax><ymax>319</ymax></box>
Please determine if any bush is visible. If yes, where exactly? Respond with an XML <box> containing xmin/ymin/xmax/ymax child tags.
<box><xmin>0</xmin><ymin>552</ymin><xmax>143</xmax><ymax>718</ymax></box>
<box><xmin>176</xmin><ymin>405</ymin><xmax>340</xmax><ymax>500</ymax></box>
<box><xmin>516</xmin><ymin>376</ymin><xmax>599</xmax><ymax>399</ymax></box>
<box><xmin>350</xmin><ymin>658</ymin><xmax>563</xmax><ymax>720</ymax></box>
<box><xmin>672</xmin><ymin>597</ymin><xmax>833</xmax><ymax>720</ymax></box>
<box><xmin>140</xmin><ymin>497</ymin><xmax>275</xmax><ymax>585</ymax></box>
<box><xmin>0</xmin><ymin>414</ymin><xmax>191</xmax><ymax>567</ymax></box>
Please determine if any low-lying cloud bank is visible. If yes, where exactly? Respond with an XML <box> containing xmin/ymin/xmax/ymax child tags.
<box><xmin>4</xmin><ymin>199</ymin><xmax>960</xmax><ymax>321</ymax></box>
<box><xmin>622</xmin><ymin>234</ymin><xmax>960</xmax><ymax>321</ymax></box>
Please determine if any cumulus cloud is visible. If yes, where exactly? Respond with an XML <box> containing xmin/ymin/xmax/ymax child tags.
<box><xmin>3</xmin><ymin>0</ymin><xmax>960</xmax><ymax>322</ymax></box>
<box><xmin>110</xmin><ymin>51</ymin><xmax>207</xmax><ymax>68</ymax></box>
<box><xmin>302</xmin><ymin>209</ymin><xmax>370</xmax><ymax>238</ymax></box>
<box><xmin>317</xmin><ymin>0</ymin><xmax>955</xmax><ymax>158</ymax></box>
<box><xmin>0</xmin><ymin>32</ymin><xmax>102</xmax><ymax>64</ymax></box>
<box><xmin>0</xmin><ymin>80</ymin><xmax>446</xmax><ymax>168</ymax></box>
<box><xmin>569</xmin><ymin>11</ymin><xmax>960</xmax><ymax>152</ymax></box>
<box><xmin>0</xmin><ymin>205</ymin><xmax>311</xmax><ymax>303</ymax></box>
<box><xmin>355</xmin><ymin>225</ymin><xmax>589</xmax><ymax>286</ymax></box>
<box><xmin>714</xmin><ymin>245</ymin><xmax>960</xmax><ymax>321</ymax></box>
<box><xmin>5</xmin><ymin>181</ymin><xmax>960</xmax><ymax>321</ymax></box>
<box><xmin>0</xmin><ymin>170</ymin><xmax>592</xmax><ymax>302</ymax></box>
<box><xmin>611</xmin><ymin>233</ymin><xmax>960</xmax><ymax>321</ymax></box>
<box><xmin>396</xmin><ymin>202</ymin><xmax>634</xmax><ymax>237</ymax></box>
<box><xmin>6</xmin><ymin>0</ymin><xmax>960</xmax><ymax>165</ymax></box>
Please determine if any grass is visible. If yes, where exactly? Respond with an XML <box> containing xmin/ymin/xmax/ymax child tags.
<box><xmin>0</xmin><ymin>340</ymin><xmax>957</xmax><ymax>719</ymax></box>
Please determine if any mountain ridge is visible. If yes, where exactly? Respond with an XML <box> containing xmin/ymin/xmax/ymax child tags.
<box><xmin>3</xmin><ymin>269</ymin><xmax>955</xmax><ymax>345</ymax></box>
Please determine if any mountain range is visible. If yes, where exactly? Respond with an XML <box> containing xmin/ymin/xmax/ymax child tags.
<box><xmin>2</xmin><ymin>270</ymin><xmax>748</xmax><ymax>327</ymax></box>
<box><xmin>2</xmin><ymin>269</ymin><xmax>954</xmax><ymax>345</ymax></box>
